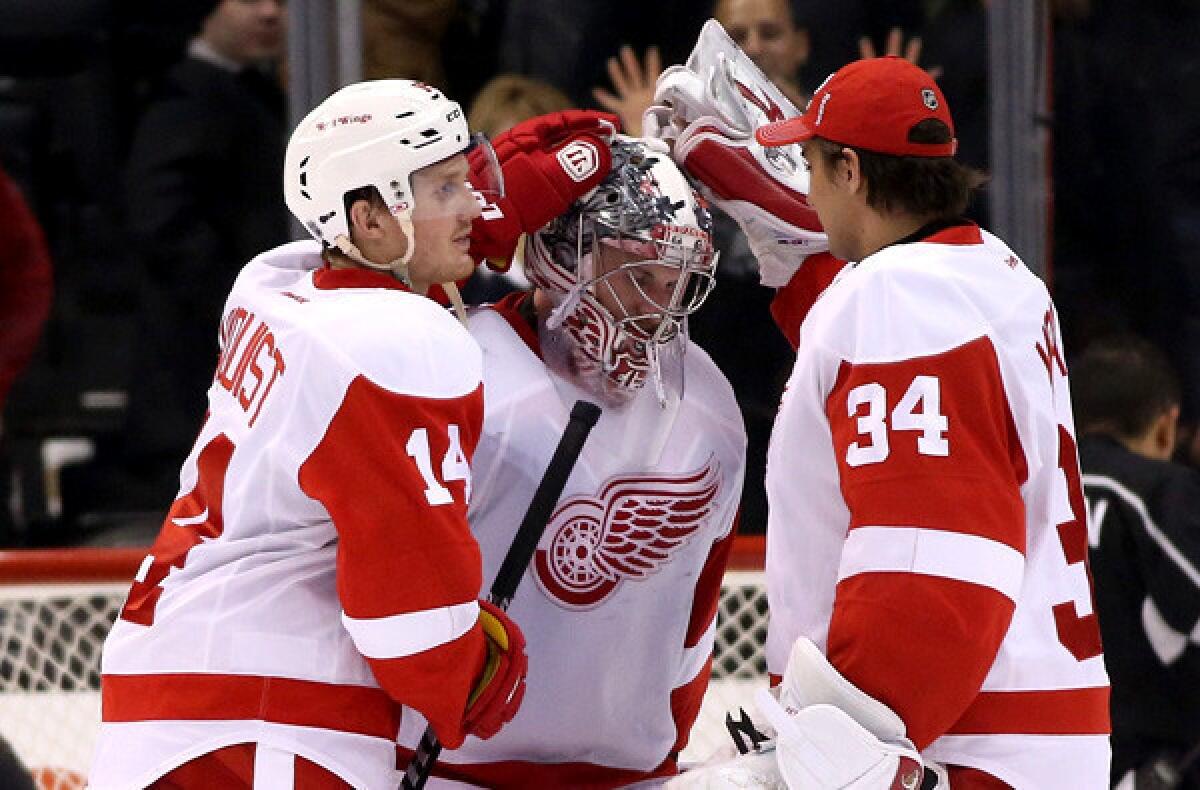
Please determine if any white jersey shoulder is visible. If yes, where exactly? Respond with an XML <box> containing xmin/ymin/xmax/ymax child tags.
<box><xmin>678</xmin><ymin>329</ymin><xmax>746</xmax><ymax>437</ymax></box>
<box><xmin>810</xmin><ymin>229</ymin><xmax>1047</xmax><ymax>365</ymax></box>
<box><xmin>229</xmin><ymin>240</ymin><xmax>482</xmax><ymax>400</ymax></box>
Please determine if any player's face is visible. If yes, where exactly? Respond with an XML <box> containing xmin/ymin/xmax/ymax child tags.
<box><xmin>591</xmin><ymin>241</ymin><xmax>684</xmax><ymax>336</ymax></box>
<box><xmin>717</xmin><ymin>0</ymin><xmax>807</xmax><ymax>88</ymax></box>
<box><xmin>802</xmin><ymin>143</ymin><xmax>860</xmax><ymax>262</ymax></box>
<box><xmin>405</xmin><ymin>154</ymin><xmax>482</xmax><ymax>293</ymax></box>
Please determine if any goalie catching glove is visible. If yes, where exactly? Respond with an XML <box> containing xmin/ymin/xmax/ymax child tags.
<box><xmin>644</xmin><ymin>35</ymin><xmax>829</xmax><ymax>288</ymax></box>
<box><xmin>460</xmin><ymin>599</ymin><xmax>527</xmax><ymax>742</ymax></box>
<box><xmin>468</xmin><ymin>110</ymin><xmax>619</xmax><ymax>269</ymax></box>
<box><xmin>668</xmin><ymin>638</ymin><xmax>945</xmax><ymax>790</ymax></box>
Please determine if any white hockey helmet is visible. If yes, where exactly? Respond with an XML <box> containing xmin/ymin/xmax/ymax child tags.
<box><xmin>283</xmin><ymin>79</ymin><xmax>501</xmax><ymax>281</ymax></box>
<box><xmin>526</xmin><ymin>136</ymin><xmax>718</xmax><ymax>405</ymax></box>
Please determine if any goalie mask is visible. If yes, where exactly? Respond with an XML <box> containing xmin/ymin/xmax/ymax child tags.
<box><xmin>525</xmin><ymin>136</ymin><xmax>718</xmax><ymax>406</ymax></box>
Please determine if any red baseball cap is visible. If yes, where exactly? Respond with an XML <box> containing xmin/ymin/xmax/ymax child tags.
<box><xmin>756</xmin><ymin>56</ymin><xmax>957</xmax><ymax>157</ymax></box>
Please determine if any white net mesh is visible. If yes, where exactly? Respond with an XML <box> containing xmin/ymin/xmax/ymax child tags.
<box><xmin>680</xmin><ymin>569</ymin><xmax>769</xmax><ymax>765</ymax></box>
<box><xmin>0</xmin><ymin>582</ymin><xmax>125</xmax><ymax>789</ymax></box>
<box><xmin>0</xmin><ymin>552</ymin><xmax>769</xmax><ymax>786</ymax></box>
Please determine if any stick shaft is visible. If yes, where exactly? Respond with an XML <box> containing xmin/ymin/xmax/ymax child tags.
<box><xmin>401</xmin><ymin>400</ymin><xmax>602</xmax><ymax>790</ymax></box>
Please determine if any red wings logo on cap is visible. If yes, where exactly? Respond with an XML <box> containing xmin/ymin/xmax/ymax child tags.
<box><xmin>533</xmin><ymin>458</ymin><xmax>722</xmax><ymax>609</ymax></box>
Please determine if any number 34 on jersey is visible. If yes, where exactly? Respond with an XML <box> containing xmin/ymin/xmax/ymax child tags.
<box><xmin>828</xmin><ymin>328</ymin><xmax>1102</xmax><ymax>664</ymax></box>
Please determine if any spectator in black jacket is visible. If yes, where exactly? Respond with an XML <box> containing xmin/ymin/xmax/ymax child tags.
<box><xmin>1071</xmin><ymin>334</ymin><xmax>1200</xmax><ymax>789</ymax></box>
<box><xmin>114</xmin><ymin>0</ymin><xmax>288</xmax><ymax>510</ymax></box>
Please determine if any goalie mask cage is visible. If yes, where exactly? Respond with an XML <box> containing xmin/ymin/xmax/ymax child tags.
<box><xmin>0</xmin><ymin>538</ymin><xmax>767</xmax><ymax>786</ymax></box>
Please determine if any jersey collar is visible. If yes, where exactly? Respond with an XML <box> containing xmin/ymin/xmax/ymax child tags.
<box><xmin>892</xmin><ymin>217</ymin><xmax>982</xmax><ymax>247</ymax></box>
<box><xmin>490</xmin><ymin>291</ymin><xmax>543</xmax><ymax>357</ymax></box>
<box><xmin>312</xmin><ymin>265</ymin><xmax>412</xmax><ymax>292</ymax></box>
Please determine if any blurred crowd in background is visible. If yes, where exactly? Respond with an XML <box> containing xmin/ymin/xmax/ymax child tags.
<box><xmin>0</xmin><ymin>0</ymin><xmax>1189</xmax><ymax>533</ymax></box>
<box><xmin>0</xmin><ymin>0</ymin><xmax>1187</xmax><ymax>510</ymax></box>
<box><xmin>3</xmin><ymin>0</ymin><xmax>1197</xmax><ymax>545</ymax></box>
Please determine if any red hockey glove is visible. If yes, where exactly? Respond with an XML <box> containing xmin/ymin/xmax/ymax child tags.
<box><xmin>469</xmin><ymin>110</ymin><xmax>618</xmax><ymax>270</ymax></box>
<box><xmin>462</xmin><ymin>599</ymin><xmax>528</xmax><ymax>740</ymax></box>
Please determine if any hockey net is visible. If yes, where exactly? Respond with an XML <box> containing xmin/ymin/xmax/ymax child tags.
<box><xmin>0</xmin><ymin>538</ymin><xmax>767</xmax><ymax>786</ymax></box>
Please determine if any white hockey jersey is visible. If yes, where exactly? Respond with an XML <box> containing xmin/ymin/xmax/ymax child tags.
<box><xmin>765</xmin><ymin>222</ymin><xmax>1111</xmax><ymax>788</ymax></box>
<box><xmin>91</xmin><ymin>241</ymin><xmax>491</xmax><ymax>790</ymax></box>
<box><xmin>397</xmin><ymin>294</ymin><xmax>747</xmax><ymax>788</ymax></box>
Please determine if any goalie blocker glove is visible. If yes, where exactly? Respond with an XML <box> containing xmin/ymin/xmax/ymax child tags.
<box><xmin>458</xmin><ymin>600</ymin><xmax>528</xmax><ymax>744</ymax></box>
<box><xmin>468</xmin><ymin>110</ymin><xmax>618</xmax><ymax>269</ymax></box>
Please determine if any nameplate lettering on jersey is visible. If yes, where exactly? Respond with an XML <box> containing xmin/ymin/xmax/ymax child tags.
<box><xmin>215</xmin><ymin>305</ymin><xmax>287</xmax><ymax>427</ymax></box>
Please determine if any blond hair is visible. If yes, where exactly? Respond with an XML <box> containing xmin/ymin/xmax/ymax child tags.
<box><xmin>467</xmin><ymin>75</ymin><xmax>574</xmax><ymax>137</ymax></box>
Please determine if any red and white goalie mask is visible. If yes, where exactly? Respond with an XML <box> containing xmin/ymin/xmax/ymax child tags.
<box><xmin>525</xmin><ymin>137</ymin><xmax>718</xmax><ymax>406</ymax></box>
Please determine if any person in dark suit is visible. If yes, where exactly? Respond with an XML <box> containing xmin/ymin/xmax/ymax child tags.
<box><xmin>115</xmin><ymin>0</ymin><xmax>288</xmax><ymax>509</ymax></box>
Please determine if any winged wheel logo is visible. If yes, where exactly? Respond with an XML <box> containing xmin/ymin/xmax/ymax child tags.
<box><xmin>533</xmin><ymin>458</ymin><xmax>721</xmax><ymax>609</ymax></box>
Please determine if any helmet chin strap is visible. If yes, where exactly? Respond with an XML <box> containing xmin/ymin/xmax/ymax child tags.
<box><xmin>441</xmin><ymin>280</ymin><xmax>469</xmax><ymax>327</ymax></box>
<box><xmin>546</xmin><ymin>285</ymin><xmax>584</xmax><ymax>331</ymax></box>
<box><xmin>393</xmin><ymin>212</ymin><xmax>469</xmax><ymax>327</ymax></box>
<box><xmin>332</xmin><ymin>234</ymin><xmax>413</xmax><ymax>287</ymax></box>
<box><xmin>331</xmin><ymin>214</ymin><xmax>469</xmax><ymax>328</ymax></box>
<box><xmin>641</xmin><ymin>321</ymin><xmax>669</xmax><ymax>409</ymax></box>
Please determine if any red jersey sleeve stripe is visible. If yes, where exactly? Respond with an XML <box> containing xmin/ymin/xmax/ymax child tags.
<box><xmin>829</xmin><ymin>574</ymin><xmax>1015</xmax><ymax>749</ymax></box>
<box><xmin>366</xmin><ymin>624</ymin><xmax>487</xmax><ymax>750</ymax></box>
<box><xmin>838</xmin><ymin>526</ymin><xmax>1025</xmax><ymax>603</ymax></box>
<box><xmin>947</xmin><ymin>687</ymin><xmax>1110</xmax><ymax>736</ymax></box>
<box><xmin>769</xmin><ymin>251</ymin><xmax>846</xmax><ymax>349</ymax></box>
<box><xmin>682</xmin><ymin>525</ymin><xmax>737</xmax><ymax>649</ymax></box>
<box><xmin>101</xmin><ymin>672</ymin><xmax>401</xmax><ymax>740</ymax></box>
<box><xmin>340</xmin><ymin>600</ymin><xmax>479</xmax><ymax>659</ymax></box>
<box><xmin>675</xmin><ymin>619</ymin><xmax>716</xmax><ymax>689</ymax></box>
<box><xmin>670</xmin><ymin>654</ymin><xmax>715</xmax><ymax>756</ymax></box>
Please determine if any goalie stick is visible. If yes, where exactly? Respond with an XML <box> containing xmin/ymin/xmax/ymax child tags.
<box><xmin>401</xmin><ymin>399</ymin><xmax>603</xmax><ymax>790</ymax></box>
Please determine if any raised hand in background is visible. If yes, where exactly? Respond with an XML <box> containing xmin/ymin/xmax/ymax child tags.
<box><xmin>592</xmin><ymin>45</ymin><xmax>663</xmax><ymax>136</ymax></box>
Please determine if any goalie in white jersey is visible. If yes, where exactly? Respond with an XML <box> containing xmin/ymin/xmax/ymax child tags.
<box><xmin>397</xmin><ymin>134</ymin><xmax>747</xmax><ymax>786</ymax></box>
<box><xmin>90</xmin><ymin>80</ymin><xmax>533</xmax><ymax>789</ymax></box>
<box><xmin>649</xmin><ymin>50</ymin><xmax>1112</xmax><ymax>789</ymax></box>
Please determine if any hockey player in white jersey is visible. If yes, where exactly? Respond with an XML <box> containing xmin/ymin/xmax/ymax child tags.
<box><xmin>647</xmin><ymin>43</ymin><xmax>1112</xmax><ymax>790</ymax></box>
<box><xmin>89</xmin><ymin>80</ymin><xmax>540</xmax><ymax>789</ymax></box>
<box><xmin>396</xmin><ymin>131</ymin><xmax>747</xmax><ymax>787</ymax></box>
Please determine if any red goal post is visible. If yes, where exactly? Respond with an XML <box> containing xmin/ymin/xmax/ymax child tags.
<box><xmin>0</xmin><ymin>547</ymin><xmax>146</xmax><ymax>789</ymax></box>
<box><xmin>0</xmin><ymin>538</ymin><xmax>767</xmax><ymax>785</ymax></box>
<box><xmin>0</xmin><ymin>547</ymin><xmax>147</xmax><ymax>584</ymax></box>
